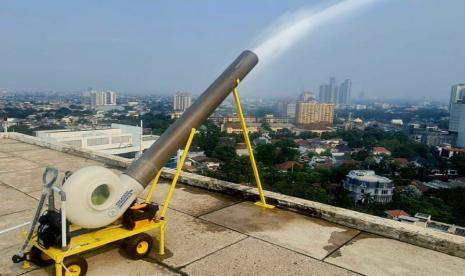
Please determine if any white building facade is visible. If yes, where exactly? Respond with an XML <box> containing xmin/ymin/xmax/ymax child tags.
<box><xmin>449</xmin><ymin>83</ymin><xmax>465</xmax><ymax>110</ymax></box>
<box><xmin>449</xmin><ymin>102</ymin><xmax>465</xmax><ymax>147</ymax></box>
<box><xmin>35</xmin><ymin>123</ymin><xmax>158</xmax><ymax>156</ymax></box>
<box><xmin>343</xmin><ymin>170</ymin><xmax>393</xmax><ymax>203</ymax></box>
<box><xmin>173</xmin><ymin>92</ymin><xmax>192</xmax><ymax>111</ymax></box>
<box><xmin>91</xmin><ymin>90</ymin><xmax>117</xmax><ymax>106</ymax></box>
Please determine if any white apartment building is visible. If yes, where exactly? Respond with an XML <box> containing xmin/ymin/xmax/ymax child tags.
<box><xmin>343</xmin><ymin>170</ymin><xmax>393</xmax><ymax>203</ymax></box>
<box><xmin>174</xmin><ymin>92</ymin><xmax>192</xmax><ymax>111</ymax></box>
<box><xmin>91</xmin><ymin>90</ymin><xmax>117</xmax><ymax>106</ymax></box>
<box><xmin>449</xmin><ymin>102</ymin><xmax>465</xmax><ymax>147</ymax></box>
<box><xmin>449</xmin><ymin>83</ymin><xmax>465</xmax><ymax>110</ymax></box>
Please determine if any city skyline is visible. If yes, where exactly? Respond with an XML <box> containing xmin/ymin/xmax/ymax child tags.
<box><xmin>2</xmin><ymin>2</ymin><xmax>465</xmax><ymax>274</ymax></box>
<box><xmin>1</xmin><ymin>1</ymin><xmax>464</xmax><ymax>101</ymax></box>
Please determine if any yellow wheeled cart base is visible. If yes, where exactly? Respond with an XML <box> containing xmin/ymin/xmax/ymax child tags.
<box><xmin>20</xmin><ymin>80</ymin><xmax>274</xmax><ymax>275</ymax></box>
<box><xmin>31</xmin><ymin>220</ymin><xmax>165</xmax><ymax>276</ymax></box>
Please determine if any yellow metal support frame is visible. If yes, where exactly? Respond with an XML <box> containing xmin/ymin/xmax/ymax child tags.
<box><xmin>160</xmin><ymin>127</ymin><xmax>197</xmax><ymax>218</ymax></box>
<box><xmin>31</xmin><ymin>220</ymin><xmax>165</xmax><ymax>276</ymax></box>
<box><xmin>233</xmin><ymin>79</ymin><xmax>274</xmax><ymax>209</ymax></box>
<box><xmin>147</xmin><ymin>79</ymin><xmax>274</xmax><ymax>210</ymax></box>
<box><xmin>145</xmin><ymin>169</ymin><xmax>163</xmax><ymax>203</ymax></box>
<box><xmin>25</xmin><ymin>84</ymin><xmax>272</xmax><ymax>276</ymax></box>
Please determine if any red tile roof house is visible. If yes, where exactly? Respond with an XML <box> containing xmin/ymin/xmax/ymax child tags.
<box><xmin>294</xmin><ymin>139</ymin><xmax>309</xmax><ymax>147</ymax></box>
<box><xmin>393</xmin><ymin>158</ymin><xmax>409</xmax><ymax>167</ymax></box>
<box><xmin>276</xmin><ymin>161</ymin><xmax>302</xmax><ymax>172</ymax></box>
<box><xmin>440</xmin><ymin>147</ymin><xmax>465</xmax><ymax>158</ymax></box>
<box><xmin>235</xmin><ymin>143</ymin><xmax>249</xmax><ymax>156</ymax></box>
<box><xmin>372</xmin><ymin>146</ymin><xmax>391</xmax><ymax>156</ymax></box>
<box><xmin>411</xmin><ymin>179</ymin><xmax>431</xmax><ymax>193</ymax></box>
<box><xmin>385</xmin><ymin>209</ymin><xmax>411</xmax><ymax>219</ymax></box>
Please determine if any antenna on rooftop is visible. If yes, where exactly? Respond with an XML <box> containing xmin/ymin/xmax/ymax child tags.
<box><xmin>2</xmin><ymin>115</ymin><xmax>7</xmax><ymax>133</ymax></box>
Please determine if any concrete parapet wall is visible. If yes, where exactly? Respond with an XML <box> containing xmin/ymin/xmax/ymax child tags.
<box><xmin>3</xmin><ymin>132</ymin><xmax>464</xmax><ymax>258</ymax></box>
<box><xmin>164</xmin><ymin>170</ymin><xmax>465</xmax><ymax>258</ymax></box>
<box><xmin>2</xmin><ymin>132</ymin><xmax>130</xmax><ymax>168</ymax></box>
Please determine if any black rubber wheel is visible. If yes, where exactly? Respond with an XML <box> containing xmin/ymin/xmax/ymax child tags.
<box><xmin>60</xmin><ymin>255</ymin><xmax>88</xmax><ymax>276</ymax></box>
<box><xmin>123</xmin><ymin>233</ymin><xmax>153</xmax><ymax>259</ymax></box>
<box><xmin>29</xmin><ymin>246</ymin><xmax>54</xmax><ymax>267</ymax></box>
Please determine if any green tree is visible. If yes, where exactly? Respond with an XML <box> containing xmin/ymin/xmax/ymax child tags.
<box><xmin>298</xmin><ymin>131</ymin><xmax>318</xmax><ymax>139</ymax></box>
<box><xmin>320</xmin><ymin>149</ymin><xmax>332</xmax><ymax>156</ymax></box>
<box><xmin>141</xmin><ymin>113</ymin><xmax>173</xmax><ymax>135</ymax></box>
<box><xmin>255</xmin><ymin>144</ymin><xmax>278</xmax><ymax>166</ymax></box>
<box><xmin>321</xmin><ymin>131</ymin><xmax>340</xmax><ymax>140</ymax></box>
<box><xmin>55</xmin><ymin>107</ymin><xmax>72</xmax><ymax>119</ymax></box>
<box><xmin>450</xmin><ymin>153</ymin><xmax>465</xmax><ymax>176</ymax></box>
<box><xmin>261</xmin><ymin>121</ymin><xmax>271</xmax><ymax>132</ymax></box>
<box><xmin>213</xmin><ymin>146</ymin><xmax>236</xmax><ymax>162</ymax></box>
<box><xmin>353</xmin><ymin>150</ymin><xmax>370</xmax><ymax>161</ymax></box>
<box><xmin>194</xmin><ymin>121</ymin><xmax>221</xmax><ymax>157</ymax></box>
<box><xmin>304</xmin><ymin>186</ymin><xmax>331</xmax><ymax>203</ymax></box>
<box><xmin>8</xmin><ymin>124</ymin><xmax>33</xmax><ymax>135</ymax></box>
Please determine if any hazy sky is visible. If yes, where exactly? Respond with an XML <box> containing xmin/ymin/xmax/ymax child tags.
<box><xmin>1</xmin><ymin>0</ymin><xmax>464</xmax><ymax>101</ymax></box>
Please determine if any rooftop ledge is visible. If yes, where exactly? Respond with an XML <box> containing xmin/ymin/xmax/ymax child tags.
<box><xmin>2</xmin><ymin>132</ymin><xmax>465</xmax><ymax>260</ymax></box>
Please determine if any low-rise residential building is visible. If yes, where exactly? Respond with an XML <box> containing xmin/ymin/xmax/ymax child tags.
<box><xmin>384</xmin><ymin>209</ymin><xmax>410</xmax><ymax>219</ymax></box>
<box><xmin>439</xmin><ymin>147</ymin><xmax>465</xmax><ymax>158</ymax></box>
<box><xmin>422</xmin><ymin>179</ymin><xmax>465</xmax><ymax>189</ymax></box>
<box><xmin>295</xmin><ymin>101</ymin><xmax>335</xmax><ymax>125</ymax></box>
<box><xmin>35</xmin><ymin>123</ymin><xmax>158</xmax><ymax>157</ymax></box>
<box><xmin>222</xmin><ymin>122</ymin><xmax>260</xmax><ymax>134</ymax></box>
<box><xmin>406</xmin><ymin>123</ymin><xmax>456</xmax><ymax>146</ymax></box>
<box><xmin>391</xmin><ymin>119</ymin><xmax>403</xmax><ymax>126</ymax></box>
<box><xmin>276</xmin><ymin>161</ymin><xmax>302</xmax><ymax>172</ymax></box>
<box><xmin>343</xmin><ymin>170</ymin><xmax>394</xmax><ymax>203</ymax></box>
<box><xmin>235</xmin><ymin>143</ymin><xmax>249</xmax><ymax>156</ymax></box>
<box><xmin>372</xmin><ymin>147</ymin><xmax>391</xmax><ymax>156</ymax></box>
<box><xmin>309</xmin><ymin>156</ymin><xmax>336</xmax><ymax>168</ymax></box>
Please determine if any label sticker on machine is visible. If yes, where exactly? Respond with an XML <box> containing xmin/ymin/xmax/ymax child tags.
<box><xmin>116</xmin><ymin>189</ymin><xmax>134</xmax><ymax>208</ymax></box>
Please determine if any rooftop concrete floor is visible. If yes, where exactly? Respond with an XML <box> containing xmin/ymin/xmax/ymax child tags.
<box><xmin>0</xmin><ymin>138</ymin><xmax>464</xmax><ymax>276</ymax></box>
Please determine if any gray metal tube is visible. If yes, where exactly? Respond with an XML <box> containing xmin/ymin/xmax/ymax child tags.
<box><xmin>125</xmin><ymin>50</ymin><xmax>259</xmax><ymax>187</ymax></box>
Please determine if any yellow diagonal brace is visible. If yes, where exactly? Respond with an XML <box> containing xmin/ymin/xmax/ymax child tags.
<box><xmin>145</xmin><ymin>169</ymin><xmax>163</xmax><ymax>203</ymax></box>
<box><xmin>160</xmin><ymin>128</ymin><xmax>197</xmax><ymax>218</ymax></box>
<box><xmin>232</xmin><ymin>79</ymin><xmax>274</xmax><ymax>209</ymax></box>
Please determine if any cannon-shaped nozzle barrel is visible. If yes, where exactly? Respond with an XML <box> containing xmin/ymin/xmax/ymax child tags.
<box><xmin>62</xmin><ymin>50</ymin><xmax>258</xmax><ymax>228</ymax></box>
<box><xmin>125</xmin><ymin>50</ymin><xmax>259</xmax><ymax>187</ymax></box>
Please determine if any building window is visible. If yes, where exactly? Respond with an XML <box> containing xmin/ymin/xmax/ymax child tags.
<box><xmin>375</xmin><ymin>189</ymin><xmax>378</xmax><ymax>194</ymax></box>
<box><xmin>361</xmin><ymin>189</ymin><xmax>365</xmax><ymax>194</ymax></box>
<box><xmin>62</xmin><ymin>140</ymin><xmax>83</xmax><ymax>148</ymax></box>
<box><xmin>382</xmin><ymin>190</ymin><xmax>388</xmax><ymax>195</ymax></box>
<box><xmin>87</xmin><ymin>137</ymin><xmax>110</xmax><ymax>146</ymax></box>
<box><xmin>112</xmin><ymin>135</ymin><xmax>131</xmax><ymax>144</ymax></box>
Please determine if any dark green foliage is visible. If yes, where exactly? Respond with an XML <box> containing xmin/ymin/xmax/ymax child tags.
<box><xmin>255</xmin><ymin>144</ymin><xmax>279</xmax><ymax>166</ymax></box>
<box><xmin>199</xmin><ymin>124</ymin><xmax>464</xmax><ymax>227</ymax></box>
<box><xmin>8</xmin><ymin>124</ymin><xmax>33</xmax><ymax>135</ymax></box>
<box><xmin>352</xmin><ymin>150</ymin><xmax>370</xmax><ymax>161</ymax></box>
<box><xmin>426</xmin><ymin>188</ymin><xmax>465</xmax><ymax>226</ymax></box>
<box><xmin>326</xmin><ymin>127</ymin><xmax>436</xmax><ymax>160</ymax></box>
<box><xmin>298</xmin><ymin>131</ymin><xmax>318</xmax><ymax>139</ymax></box>
<box><xmin>2</xmin><ymin>108</ymin><xmax>35</xmax><ymax>119</ymax></box>
<box><xmin>207</xmin><ymin>156</ymin><xmax>253</xmax><ymax>184</ymax></box>
<box><xmin>212</xmin><ymin>146</ymin><xmax>236</xmax><ymax>162</ymax></box>
<box><xmin>193</xmin><ymin>120</ymin><xmax>221</xmax><ymax>157</ymax></box>
<box><xmin>253</xmin><ymin>107</ymin><xmax>276</xmax><ymax>117</ymax></box>
<box><xmin>261</xmin><ymin>121</ymin><xmax>271</xmax><ymax>132</ymax></box>
<box><xmin>8</xmin><ymin>123</ymin><xmax>65</xmax><ymax>136</ymax></box>
<box><xmin>140</xmin><ymin>113</ymin><xmax>173</xmax><ymax>135</ymax></box>
<box><xmin>255</xmin><ymin>141</ymin><xmax>299</xmax><ymax>166</ymax></box>
<box><xmin>336</xmin><ymin>108</ymin><xmax>449</xmax><ymax>125</ymax></box>
<box><xmin>55</xmin><ymin>107</ymin><xmax>72</xmax><ymax>119</ymax></box>
<box><xmin>270</xmin><ymin>128</ymin><xmax>295</xmax><ymax>138</ymax></box>
<box><xmin>450</xmin><ymin>153</ymin><xmax>465</xmax><ymax>176</ymax></box>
